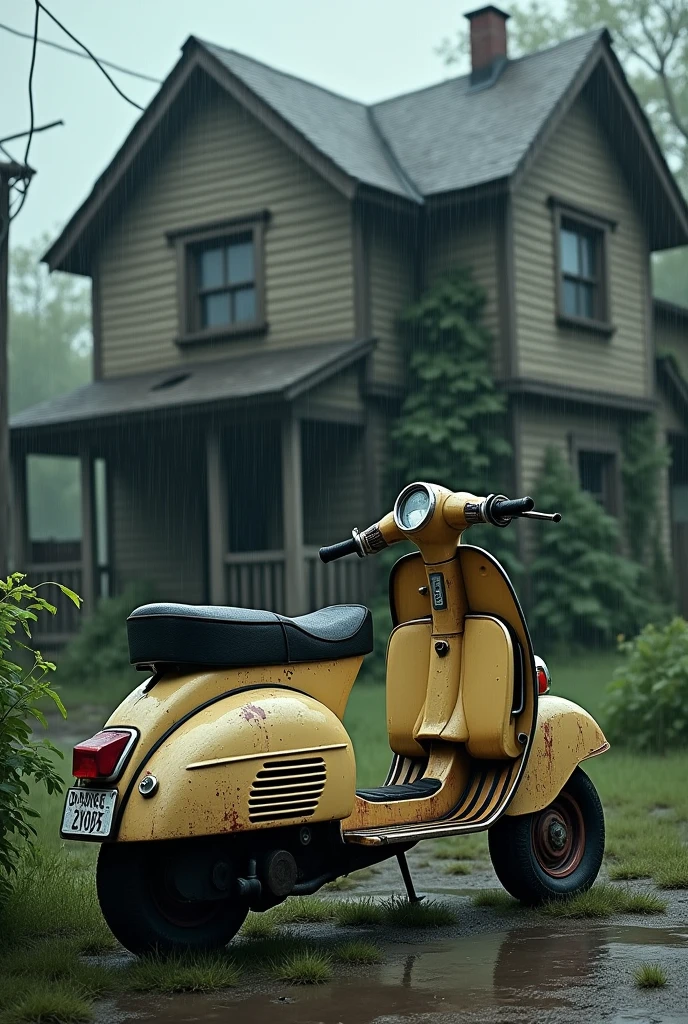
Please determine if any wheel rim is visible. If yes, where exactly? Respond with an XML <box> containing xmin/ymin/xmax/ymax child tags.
<box><xmin>531</xmin><ymin>792</ymin><xmax>585</xmax><ymax>878</ymax></box>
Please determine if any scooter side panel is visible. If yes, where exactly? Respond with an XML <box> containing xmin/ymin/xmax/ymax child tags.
<box><xmin>109</xmin><ymin>686</ymin><xmax>356</xmax><ymax>841</ymax></box>
<box><xmin>504</xmin><ymin>696</ymin><xmax>609</xmax><ymax>816</ymax></box>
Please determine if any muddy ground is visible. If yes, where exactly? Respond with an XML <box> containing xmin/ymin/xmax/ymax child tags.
<box><xmin>91</xmin><ymin>852</ymin><xmax>688</xmax><ymax>1024</ymax></box>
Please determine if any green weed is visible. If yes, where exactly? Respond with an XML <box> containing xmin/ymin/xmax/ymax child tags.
<box><xmin>541</xmin><ymin>885</ymin><xmax>667</xmax><ymax>919</ymax></box>
<box><xmin>333</xmin><ymin>940</ymin><xmax>383</xmax><ymax>964</ymax></box>
<box><xmin>634</xmin><ymin>963</ymin><xmax>667</xmax><ymax>988</ymax></box>
<box><xmin>124</xmin><ymin>952</ymin><xmax>240</xmax><ymax>993</ymax></box>
<box><xmin>443</xmin><ymin>861</ymin><xmax>473</xmax><ymax>876</ymax></box>
<box><xmin>272</xmin><ymin>949</ymin><xmax>332</xmax><ymax>985</ymax></box>
<box><xmin>382</xmin><ymin>895</ymin><xmax>456</xmax><ymax>927</ymax></box>
<box><xmin>471</xmin><ymin>890</ymin><xmax>520</xmax><ymax>910</ymax></box>
<box><xmin>0</xmin><ymin>978</ymin><xmax>94</xmax><ymax>1024</ymax></box>
<box><xmin>654</xmin><ymin>853</ymin><xmax>688</xmax><ymax>889</ymax></box>
<box><xmin>270</xmin><ymin>897</ymin><xmax>333</xmax><ymax>924</ymax></box>
<box><xmin>240</xmin><ymin>913</ymin><xmax>278</xmax><ymax>940</ymax></box>
<box><xmin>0</xmin><ymin>937</ymin><xmax>115</xmax><ymax>998</ymax></box>
<box><xmin>333</xmin><ymin>898</ymin><xmax>384</xmax><ymax>927</ymax></box>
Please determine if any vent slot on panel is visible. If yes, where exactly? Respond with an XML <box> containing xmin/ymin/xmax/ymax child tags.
<box><xmin>248</xmin><ymin>756</ymin><xmax>327</xmax><ymax>822</ymax></box>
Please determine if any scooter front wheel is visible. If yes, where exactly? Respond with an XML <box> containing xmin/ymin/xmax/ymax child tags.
<box><xmin>97</xmin><ymin>842</ymin><xmax>248</xmax><ymax>955</ymax></box>
<box><xmin>487</xmin><ymin>767</ymin><xmax>605</xmax><ymax>905</ymax></box>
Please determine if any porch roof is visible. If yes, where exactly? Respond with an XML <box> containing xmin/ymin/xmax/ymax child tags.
<box><xmin>10</xmin><ymin>338</ymin><xmax>373</xmax><ymax>435</ymax></box>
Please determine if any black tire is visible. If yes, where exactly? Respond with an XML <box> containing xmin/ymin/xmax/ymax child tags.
<box><xmin>488</xmin><ymin>767</ymin><xmax>605</xmax><ymax>906</ymax></box>
<box><xmin>97</xmin><ymin>842</ymin><xmax>248</xmax><ymax>955</ymax></box>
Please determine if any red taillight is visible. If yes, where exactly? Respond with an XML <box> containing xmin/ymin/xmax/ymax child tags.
<box><xmin>72</xmin><ymin>730</ymin><xmax>133</xmax><ymax>779</ymax></box>
<box><xmin>537</xmin><ymin>667</ymin><xmax>549</xmax><ymax>694</ymax></box>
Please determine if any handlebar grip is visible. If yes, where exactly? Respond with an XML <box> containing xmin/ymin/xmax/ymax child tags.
<box><xmin>319</xmin><ymin>537</ymin><xmax>360</xmax><ymax>563</ymax></box>
<box><xmin>491</xmin><ymin>496</ymin><xmax>535</xmax><ymax>519</ymax></box>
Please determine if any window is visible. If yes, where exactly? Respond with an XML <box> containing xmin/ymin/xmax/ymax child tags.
<box><xmin>166</xmin><ymin>211</ymin><xmax>268</xmax><ymax>345</ymax></box>
<box><xmin>550</xmin><ymin>198</ymin><xmax>614</xmax><ymax>335</ymax></box>
<box><xmin>576</xmin><ymin>448</ymin><xmax>620</xmax><ymax>516</ymax></box>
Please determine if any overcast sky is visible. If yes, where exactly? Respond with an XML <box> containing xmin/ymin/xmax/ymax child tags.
<box><xmin>1</xmin><ymin>0</ymin><xmax>481</xmax><ymax>251</ymax></box>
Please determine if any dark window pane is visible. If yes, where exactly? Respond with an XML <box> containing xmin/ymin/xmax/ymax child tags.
<box><xmin>580</xmin><ymin>282</ymin><xmax>595</xmax><ymax>319</ymax></box>
<box><xmin>234</xmin><ymin>286</ymin><xmax>256</xmax><ymax>323</ymax></box>
<box><xmin>579</xmin><ymin>450</ymin><xmax>615</xmax><ymax>513</ymax></box>
<box><xmin>198</xmin><ymin>247</ymin><xmax>224</xmax><ymax>289</ymax></box>
<box><xmin>562</xmin><ymin>278</ymin><xmax>578</xmax><ymax>316</ymax></box>
<box><xmin>560</xmin><ymin>229</ymin><xmax>579</xmax><ymax>274</ymax></box>
<box><xmin>202</xmin><ymin>292</ymin><xmax>231</xmax><ymax>327</ymax></box>
<box><xmin>580</xmin><ymin>233</ymin><xmax>595</xmax><ymax>277</ymax></box>
<box><xmin>227</xmin><ymin>240</ymin><xmax>254</xmax><ymax>285</ymax></box>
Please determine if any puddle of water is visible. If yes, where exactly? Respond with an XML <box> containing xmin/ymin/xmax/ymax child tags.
<box><xmin>102</xmin><ymin>925</ymin><xmax>688</xmax><ymax>1024</ymax></box>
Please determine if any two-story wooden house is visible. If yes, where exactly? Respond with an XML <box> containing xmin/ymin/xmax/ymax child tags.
<box><xmin>10</xmin><ymin>6</ymin><xmax>688</xmax><ymax>644</ymax></box>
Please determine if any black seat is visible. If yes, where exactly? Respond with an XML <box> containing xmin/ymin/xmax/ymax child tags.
<box><xmin>127</xmin><ymin>602</ymin><xmax>373</xmax><ymax>669</ymax></box>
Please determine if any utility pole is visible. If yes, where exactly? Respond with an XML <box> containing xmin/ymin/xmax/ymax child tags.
<box><xmin>0</xmin><ymin>161</ymin><xmax>33</xmax><ymax>576</ymax></box>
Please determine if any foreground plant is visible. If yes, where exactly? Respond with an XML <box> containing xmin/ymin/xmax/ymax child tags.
<box><xmin>540</xmin><ymin>885</ymin><xmax>667</xmax><ymax>919</ymax></box>
<box><xmin>273</xmin><ymin>948</ymin><xmax>332</xmax><ymax>985</ymax></box>
<box><xmin>634</xmin><ymin>963</ymin><xmax>667</xmax><ymax>989</ymax></box>
<box><xmin>125</xmin><ymin>951</ymin><xmax>240</xmax><ymax>993</ymax></box>
<box><xmin>0</xmin><ymin>573</ymin><xmax>80</xmax><ymax>902</ymax></box>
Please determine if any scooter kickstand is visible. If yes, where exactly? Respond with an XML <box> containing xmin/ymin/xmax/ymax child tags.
<box><xmin>396</xmin><ymin>852</ymin><xmax>424</xmax><ymax>904</ymax></box>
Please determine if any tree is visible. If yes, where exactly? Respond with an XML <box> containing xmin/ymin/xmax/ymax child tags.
<box><xmin>8</xmin><ymin>235</ymin><xmax>91</xmax><ymax>545</ymax></box>
<box><xmin>437</xmin><ymin>0</ymin><xmax>688</xmax><ymax>304</ymax></box>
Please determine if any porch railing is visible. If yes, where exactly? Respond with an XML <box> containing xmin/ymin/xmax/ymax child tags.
<box><xmin>225</xmin><ymin>547</ymin><xmax>368</xmax><ymax>614</ymax></box>
<box><xmin>25</xmin><ymin>561</ymin><xmax>83</xmax><ymax>646</ymax></box>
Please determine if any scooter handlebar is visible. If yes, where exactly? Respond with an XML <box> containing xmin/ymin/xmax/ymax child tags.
<box><xmin>318</xmin><ymin>536</ymin><xmax>361</xmax><ymax>563</ymax></box>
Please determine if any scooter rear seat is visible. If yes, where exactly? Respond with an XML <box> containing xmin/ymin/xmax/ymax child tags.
<box><xmin>127</xmin><ymin>602</ymin><xmax>373</xmax><ymax>669</ymax></box>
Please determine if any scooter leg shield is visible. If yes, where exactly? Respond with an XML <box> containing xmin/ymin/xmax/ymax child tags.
<box><xmin>111</xmin><ymin>686</ymin><xmax>356</xmax><ymax>842</ymax></box>
<box><xmin>505</xmin><ymin>696</ymin><xmax>609</xmax><ymax>817</ymax></box>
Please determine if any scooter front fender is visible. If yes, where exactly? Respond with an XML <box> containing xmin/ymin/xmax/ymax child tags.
<box><xmin>505</xmin><ymin>696</ymin><xmax>609</xmax><ymax>817</ymax></box>
<box><xmin>111</xmin><ymin>686</ymin><xmax>356</xmax><ymax>842</ymax></box>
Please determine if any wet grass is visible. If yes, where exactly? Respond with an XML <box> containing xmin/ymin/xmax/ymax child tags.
<box><xmin>0</xmin><ymin>936</ymin><xmax>116</xmax><ymax>998</ymax></box>
<box><xmin>333</xmin><ymin>897</ymin><xmax>385</xmax><ymax>927</ymax></box>
<box><xmin>269</xmin><ymin>896</ymin><xmax>334</xmax><ymax>924</ymax></box>
<box><xmin>471</xmin><ymin>890</ymin><xmax>521</xmax><ymax>911</ymax></box>
<box><xmin>240</xmin><ymin>913</ymin><xmax>279</xmax><ymax>940</ymax></box>
<box><xmin>383</xmin><ymin>895</ymin><xmax>456</xmax><ymax>928</ymax></box>
<box><xmin>333</xmin><ymin>940</ymin><xmax>383</xmax><ymax>964</ymax></box>
<box><xmin>541</xmin><ymin>885</ymin><xmax>667</xmax><ymax>919</ymax></box>
<box><xmin>0</xmin><ymin>979</ymin><xmax>94</xmax><ymax>1024</ymax></box>
<box><xmin>124</xmin><ymin>952</ymin><xmax>240</xmax><ymax>993</ymax></box>
<box><xmin>443</xmin><ymin>861</ymin><xmax>473</xmax><ymax>876</ymax></box>
<box><xmin>272</xmin><ymin>949</ymin><xmax>333</xmax><ymax>985</ymax></box>
<box><xmin>633</xmin><ymin>963</ymin><xmax>668</xmax><ymax>989</ymax></box>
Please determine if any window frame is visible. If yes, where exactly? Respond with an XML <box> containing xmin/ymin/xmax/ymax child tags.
<box><xmin>166</xmin><ymin>210</ymin><xmax>269</xmax><ymax>346</ymax></box>
<box><xmin>549</xmin><ymin>197</ymin><xmax>615</xmax><ymax>337</ymax></box>
<box><xmin>569</xmin><ymin>432</ymin><xmax>622</xmax><ymax>517</ymax></box>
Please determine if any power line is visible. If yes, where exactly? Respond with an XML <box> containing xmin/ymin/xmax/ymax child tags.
<box><xmin>0</xmin><ymin>120</ymin><xmax>65</xmax><ymax>147</ymax></box>
<box><xmin>23</xmin><ymin>3</ymin><xmax>39</xmax><ymax>168</ymax></box>
<box><xmin>35</xmin><ymin>2</ymin><xmax>146</xmax><ymax>111</ymax></box>
<box><xmin>0</xmin><ymin>19</ymin><xmax>161</xmax><ymax>85</ymax></box>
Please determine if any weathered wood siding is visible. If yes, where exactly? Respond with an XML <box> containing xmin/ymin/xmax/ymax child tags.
<box><xmin>368</xmin><ymin>213</ymin><xmax>416</xmax><ymax>390</ymax></box>
<box><xmin>655</xmin><ymin>307</ymin><xmax>688</xmax><ymax>384</ymax></box>
<box><xmin>424</xmin><ymin>204</ymin><xmax>503</xmax><ymax>377</ymax></box>
<box><xmin>513</xmin><ymin>93</ymin><xmax>650</xmax><ymax>397</ymax></box>
<box><xmin>98</xmin><ymin>77</ymin><xmax>354</xmax><ymax>378</ymax></box>
<box><xmin>296</xmin><ymin>366</ymin><xmax>364</xmax><ymax>422</ymax></box>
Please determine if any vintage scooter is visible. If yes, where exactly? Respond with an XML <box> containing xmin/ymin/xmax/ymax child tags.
<box><xmin>61</xmin><ymin>483</ymin><xmax>609</xmax><ymax>954</ymax></box>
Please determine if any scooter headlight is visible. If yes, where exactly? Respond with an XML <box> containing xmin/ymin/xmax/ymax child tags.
<box><xmin>394</xmin><ymin>482</ymin><xmax>436</xmax><ymax>533</ymax></box>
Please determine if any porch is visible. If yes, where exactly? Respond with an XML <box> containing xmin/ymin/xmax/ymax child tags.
<box><xmin>9</xmin><ymin>340</ymin><xmax>379</xmax><ymax>647</ymax></box>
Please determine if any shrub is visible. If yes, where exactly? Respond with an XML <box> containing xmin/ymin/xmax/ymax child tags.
<box><xmin>57</xmin><ymin>581</ymin><xmax>155</xmax><ymax>695</ymax></box>
<box><xmin>530</xmin><ymin>448</ymin><xmax>644</xmax><ymax>650</ymax></box>
<box><xmin>604</xmin><ymin>619</ymin><xmax>688</xmax><ymax>751</ymax></box>
<box><xmin>0</xmin><ymin>573</ymin><xmax>78</xmax><ymax>902</ymax></box>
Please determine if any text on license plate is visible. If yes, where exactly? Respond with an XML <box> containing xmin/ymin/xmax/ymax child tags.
<box><xmin>62</xmin><ymin>788</ymin><xmax>117</xmax><ymax>838</ymax></box>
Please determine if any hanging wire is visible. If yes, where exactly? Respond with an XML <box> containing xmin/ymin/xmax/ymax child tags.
<box><xmin>0</xmin><ymin>19</ymin><xmax>161</xmax><ymax>84</ymax></box>
<box><xmin>35</xmin><ymin>1</ymin><xmax>146</xmax><ymax>111</ymax></box>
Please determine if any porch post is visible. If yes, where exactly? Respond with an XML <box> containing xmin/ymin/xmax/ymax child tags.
<box><xmin>281</xmin><ymin>409</ymin><xmax>307</xmax><ymax>616</ymax></box>
<box><xmin>80</xmin><ymin>450</ymin><xmax>96</xmax><ymax>615</ymax></box>
<box><xmin>206</xmin><ymin>425</ymin><xmax>227</xmax><ymax>605</ymax></box>
<box><xmin>10</xmin><ymin>450</ymin><xmax>28</xmax><ymax>572</ymax></box>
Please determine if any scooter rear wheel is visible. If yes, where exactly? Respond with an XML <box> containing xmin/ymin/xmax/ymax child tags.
<box><xmin>487</xmin><ymin>767</ymin><xmax>604</xmax><ymax>905</ymax></box>
<box><xmin>97</xmin><ymin>842</ymin><xmax>248</xmax><ymax>954</ymax></box>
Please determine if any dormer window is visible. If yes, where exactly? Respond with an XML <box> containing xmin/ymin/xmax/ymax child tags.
<box><xmin>549</xmin><ymin>197</ymin><xmax>615</xmax><ymax>336</ymax></box>
<box><xmin>166</xmin><ymin>211</ymin><xmax>268</xmax><ymax>346</ymax></box>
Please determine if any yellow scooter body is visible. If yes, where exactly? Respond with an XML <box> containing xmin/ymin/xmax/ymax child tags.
<box><xmin>105</xmin><ymin>660</ymin><xmax>360</xmax><ymax>842</ymax></box>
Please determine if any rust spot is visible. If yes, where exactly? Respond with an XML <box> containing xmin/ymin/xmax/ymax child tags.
<box><xmin>240</xmin><ymin>703</ymin><xmax>267</xmax><ymax>722</ymax></box>
<box><xmin>283</xmin><ymin>668</ymin><xmax>294</xmax><ymax>680</ymax></box>
<box><xmin>543</xmin><ymin>720</ymin><xmax>554</xmax><ymax>767</ymax></box>
<box><xmin>223</xmin><ymin>806</ymin><xmax>240</xmax><ymax>831</ymax></box>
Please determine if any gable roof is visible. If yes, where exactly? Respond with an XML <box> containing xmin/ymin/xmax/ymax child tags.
<box><xmin>10</xmin><ymin>338</ymin><xmax>373</xmax><ymax>435</ymax></box>
<box><xmin>44</xmin><ymin>28</ymin><xmax>688</xmax><ymax>275</ymax></box>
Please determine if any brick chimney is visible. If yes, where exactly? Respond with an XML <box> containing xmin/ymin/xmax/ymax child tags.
<box><xmin>465</xmin><ymin>6</ymin><xmax>510</xmax><ymax>89</ymax></box>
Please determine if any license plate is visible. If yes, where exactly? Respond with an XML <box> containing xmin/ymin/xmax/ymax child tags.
<box><xmin>61</xmin><ymin>788</ymin><xmax>117</xmax><ymax>839</ymax></box>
